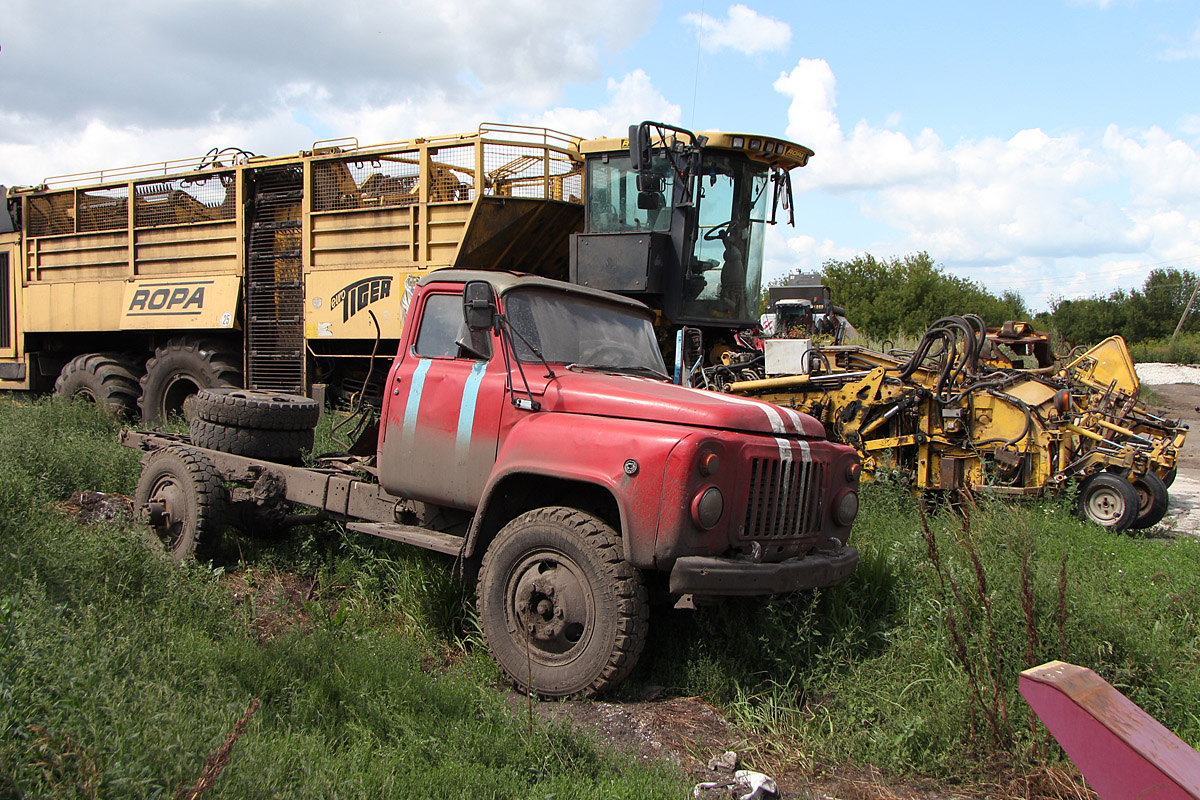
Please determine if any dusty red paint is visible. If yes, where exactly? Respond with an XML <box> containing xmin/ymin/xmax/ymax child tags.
<box><xmin>1020</xmin><ymin>661</ymin><xmax>1200</xmax><ymax>800</ymax></box>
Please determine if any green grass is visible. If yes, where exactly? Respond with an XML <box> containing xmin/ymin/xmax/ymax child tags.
<box><xmin>633</xmin><ymin>484</ymin><xmax>1200</xmax><ymax>778</ymax></box>
<box><xmin>4</xmin><ymin>398</ymin><xmax>1200</xmax><ymax>796</ymax></box>
<box><xmin>0</xmin><ymin>398</ymin><xmax>683</xmax><ymax>799</ymax></box>
<box><xmin>1129</xmin><ymin>332</ymin><xmax>1200</xmax><ymax>364</ymax></box>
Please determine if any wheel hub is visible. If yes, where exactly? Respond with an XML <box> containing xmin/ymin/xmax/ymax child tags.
<box><xmin>510</xmin><ymin>555</ymin><xmax>591</xmax><ymax>656</ymax></box>
<box><xmin>147</xmin><ymin>478</ymin><xmax>186</xmax><ymax>547</ymax></box>
<box><xmin>1086</xmin><ymin>488</ymin><xmax>1124</xmax><ymax>523</ymax></box>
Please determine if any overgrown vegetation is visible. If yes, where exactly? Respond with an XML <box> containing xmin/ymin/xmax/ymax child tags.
<box><xmin>4</xmin><ymin>399</ymin><xmax>1200</xmax><ymax>797</ymax></box>
<box><xmin>637</xmin><ymin>482</ymin><xmax>1200</xmax><ymax>780</ymax></box>
<box><xmin>1128</xmin><ymin>332</ymin><xmax>1200</xmax><ymax>365</ymax></box>
<box><xmin>0</xmin><ymin>399</ymin><xmax>683</xmax><ymax>799</ymax></box>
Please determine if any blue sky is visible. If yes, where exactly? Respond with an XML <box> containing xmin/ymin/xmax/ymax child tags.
<box><xmin>2</xmin><ymin>0</ymin><xmax>1198</xmax><ymax>312</ymax></box>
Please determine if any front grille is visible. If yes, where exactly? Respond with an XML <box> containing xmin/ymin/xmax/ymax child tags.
<box><xmin>743</xmin><ymin>457</ymin><xmax>825</xmax><ymax>539</ymax></box>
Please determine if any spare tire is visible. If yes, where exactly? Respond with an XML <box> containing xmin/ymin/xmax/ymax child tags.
<box><xmin>189</xmin><ymin>418</ymin><xmax>314</xmax><ymax>461</ymax></box>
<box><xmin>190</xmin><ymin>387</ymin><xmax>319</xmax><ymax>431</ymax></box>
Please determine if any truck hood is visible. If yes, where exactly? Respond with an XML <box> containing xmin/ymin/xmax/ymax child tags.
<box><xmin>539</xmin><ymin>371</ymin><xmax>826</xmax><ymax>438</ymax></box>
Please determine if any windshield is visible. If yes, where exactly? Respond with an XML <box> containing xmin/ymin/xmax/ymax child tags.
<box><xmin>681</xmin><ymin>151</ymin><xmax>769</xmax><ymax>325</ymax></box>
<box><xmin>503</xmin><ymin>288</ymin><xmax>667</xmax><ymax>375</ymax></box>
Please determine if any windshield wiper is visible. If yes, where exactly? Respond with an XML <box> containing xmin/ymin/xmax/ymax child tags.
<box><xmin>566</xmin><ymin>363</ymin><xmax>670</xmax><ymax>381</ymax></box>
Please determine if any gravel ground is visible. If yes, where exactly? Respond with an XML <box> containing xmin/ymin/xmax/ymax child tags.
<box><xmin>1134</xmin><ymin>362</ymin><xmax>1200</xmax><ymax>385</ymax></box>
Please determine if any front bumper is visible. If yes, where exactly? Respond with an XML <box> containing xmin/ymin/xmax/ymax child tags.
<box><xmin>668</xmin><ymin>545</ymin><xmax>859</xmax><ymax>597</ymax></box>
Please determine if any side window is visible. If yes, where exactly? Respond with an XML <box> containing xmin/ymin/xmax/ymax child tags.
<box><xmin>413</xmin><ymin>292</ymin><xmax>492</xmax><ymax>360</ymax></box>
<box><xmin>414</xmin><ymin>294</ymin><xmax>465</xmax><ymax>358</ymax></box>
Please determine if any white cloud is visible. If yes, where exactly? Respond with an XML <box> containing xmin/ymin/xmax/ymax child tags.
<box><xmin>522</xmin><ymin>70</ymin><xmax>682</xmax><ymax>139</ymax></box>
<box><xmin>682</xmin><ymin>4</ymin><xmax>791</xmax><ymax>56</ymax></box>
<box><xmin>1159</xmin><ymin>19</ymin><xmax>1200</xmax><ymax>61</ymax></box>
<box><xmin>771</xmin><ymin>57</ymin><xmax>1200</xmax><ymax>309</ymax></box>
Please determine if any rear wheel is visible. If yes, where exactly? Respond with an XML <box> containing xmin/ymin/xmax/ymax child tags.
<box><xmin>54</xmin><ymin>353</ymin><xmax>141</xmax><ymax>418</ymax></box>
<box><xmin>476</xmin><ymin>507</ymin><xmax>648</xmax><ymax>698</ymax></box>
<box><xmin>1130</xmin><ymin>471</ymin><xmax>1170</xmax><ymax>529</ymax></box>
<box><xmin>139</xmin><ymin>337</ymin><xmax>242</xmax><ymax>426</ymax></box>
<box><xmin>134</xmin><ymin>446</ymin><xmax>226</xmax><ymax>561</ymax></box>
<box><xmin>1076</xmin><ymin>472</ymin><xmax>1139</xmax><ymax>531</ymax></box>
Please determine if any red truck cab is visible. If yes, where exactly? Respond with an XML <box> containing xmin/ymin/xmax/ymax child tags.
<box><xmin>378</xmin><ymin>270</ymin><xmax>860</xmax><ymax>695</ymax></box>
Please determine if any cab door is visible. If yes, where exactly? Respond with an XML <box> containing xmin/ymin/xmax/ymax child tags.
<box><xmin>378</xmin><ymin>287</ymin><xmax>506</xmax><ymax>509</ymax></box>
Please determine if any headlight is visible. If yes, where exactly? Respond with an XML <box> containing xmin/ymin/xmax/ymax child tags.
<box><xmin>691</xmin><ymin>487</ymin><xmax>724</xmax><ymax>530</ymax></box>
<box><xmin>833</xmin><ymin>490</ymin><xmax>859</xmax><ymax>526</ymax></box>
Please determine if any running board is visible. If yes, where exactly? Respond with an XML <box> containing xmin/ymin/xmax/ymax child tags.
<box><xmin>1020</xmin><ymin>661</ymin><xmax>1200</xmax><ymax>800</ymax></box>
<box><xmin>345</xmin><ymin>522</ymin><xmax>464</xmax><ymax>555</ymax></box>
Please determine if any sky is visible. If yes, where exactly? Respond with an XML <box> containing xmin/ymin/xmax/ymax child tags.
<box><xmin>2</xmin><ymin>0</ymin><xmax>1198</xmax><ymax>312</ymax></box>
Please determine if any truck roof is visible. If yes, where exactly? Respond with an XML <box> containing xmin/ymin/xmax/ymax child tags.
<box><xmin>420</xmin><ymin>269</ymin><xmax>655</xmax><ymax>314</ymax></box>
<box><xmin>578</xmin><ymin>130</ymin><xmax>813</xmax><ymax>170</ymax></box>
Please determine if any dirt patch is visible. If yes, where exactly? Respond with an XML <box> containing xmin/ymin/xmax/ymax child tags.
<box><xmin>224</xmin><ymin>570</ymin><xmax>317</xmax><ymax>642</ymax></box>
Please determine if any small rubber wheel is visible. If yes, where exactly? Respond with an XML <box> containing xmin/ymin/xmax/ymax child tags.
<box><xmin>53</xmin><ymin>353</ymin><xmax>141</xmax><ymax>418</ymax></box>
<box><xmin>190</xmin><ymin>387</ymin><xmax>319</xmax><ymax>431</ymax></box>
<box><xmin>139</xmin><ymin>337</ymin><xmax>242</xmax><ymax>426</ymax></box>
<box><xmin>134</xmin><ymin>446</ymin><xmax>226</xmax><ymax>561</ymax></box>
<box><xmin>1130</xmin><ymin>471</ymin><xmax>1170</xmax><ymax>530</ymax></box>
<box><xmin>476</xmin><ymin>507</ymin><xmax>648</xmax><ymax>698</ymax></box>
<box><xmin>1161</xmin><ymin>466</ymin><xmax>1178</xmax><ymax>488</ymax></box>
<box><xmin>188</xmin><ymin>418</ymin><xmax>313</xmax><ymax>461</ymax></box>
<box><xmin>1076</xmin><ymin>472</ymin><xmax>1139</xmax><ymax>531</ymax></box>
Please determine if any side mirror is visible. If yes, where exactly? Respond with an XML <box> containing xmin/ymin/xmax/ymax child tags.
<box><xmin>463</xmin><ymin>280</ymin><xmax>496</xmax><ymax>331</ymax></box>
<box><xmin>629</xmin><ymin>123</ymin><xmax>653</xmax><ymax>172</ymax></box>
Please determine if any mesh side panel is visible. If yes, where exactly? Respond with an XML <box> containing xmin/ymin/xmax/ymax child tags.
<box><xmin>0</xmin><ymin>252</ymin><xmax>9</xmax><ymax>349</ymax></box>
<box><xmin>482</xmin><ymin>142</ymin><xmax>582</xmax><ymax>202</ymax></box>
<box><xmin>743</xmin><ymin>457</ymin><xmax>825</xmax><ymax>539</ymax></box>
<box><xmin>135</xmin><ymin>174</ymin><xmax>235</xmax><ymax>227</ymax></box>
<box><xmin>245</xmin><ymin>166</ymin><xmax>305</xmax><ymax>393</ymax></box>
<box><xmin>313</xmin><ymin>151</ymin><xmax>421</xmax><ymax>212</ymax></box>
<box><xmin>426</xmin><ymin>145</ymin><xmax>476</xmax><ymax>202</ymax></box>
<box><xmin>76</xmin><ymin>186</ymin><xmax>129</xmax><ymax>233</ymax></box>
<box><xmin>26</xmin><ymin>193</ymin><xmax>75</xmax><ymax>237</ymax></box>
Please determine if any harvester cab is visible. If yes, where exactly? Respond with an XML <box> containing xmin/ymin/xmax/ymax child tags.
<box><xmin>569</xmin><ymin>121</ymin><xmax>813</xmax><ymax>334</ymax></box>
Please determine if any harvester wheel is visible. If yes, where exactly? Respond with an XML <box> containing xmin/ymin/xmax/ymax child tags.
<box><xmin>1076</xmin><ymin>472</ymin><xmax>1139</xmax><ymax>531</ymax></box>
<box><xmin>139</xmin><ymin>337</ymin><xmax>242</xmax><ymax>426</ymax></box>
<box><xmin>1130</xmin><ymin>471</ymin><xmax>1170</xmax><ymax>530</ymax></box>
<box><xmin>1161</xmin><ymin>467</ymin><xmax>1178</xmax><ymax>488</ymax></box>
<box><xmin>190</xmin><ymin>387</ymin><xmax>319</xmax><ymax>431</ymax></box>
<box><xmin>134</xmin><ymin>446</ymin><xmax>226</xmax><ymax>562</ymax></box>
<box><xmin>54</xmin><ymin>352</ymin><xmax>142</xmax><ymax>418</ymax></box>
<box><xmin>476</xmin><ymin>507</ymin><xmax>648</xmax><ymax>698</ymax></box>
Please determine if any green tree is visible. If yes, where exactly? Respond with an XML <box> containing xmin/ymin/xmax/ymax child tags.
<box><xmin>810</xmin><ymin>252</ymin><xmax>1027</xmax><ymax>339</ymax></box>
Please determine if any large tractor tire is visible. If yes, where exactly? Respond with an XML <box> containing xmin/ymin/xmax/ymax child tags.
<box><xmin>53</xmin><ymin>353</ymin><xmax>142</xmax><ymax>418</ymax></box>
<box><xmin>1130</xmin><ymin>471</ymin><xmax>1170</xmax><ymax>530</ymax></box>
<box><xmin>134</xmin><ymin>446</ymin><xmax>226</xmax><ymax>562</ymax></box>
<box><xmin>188</xmin><ymin>418</ymin><xmax>314</xmax><ymax>461</ymax></box>
<box><xmin>189</xmin><ymin>387</ymin><xmax>319</xmax><ymax>431</ymax></box>
<box><xmin>1076</xmin><ymin>472</ymin><xmax>1140</xmax><ymax>531</ymax></box>
<box><xmin>139</xmin><ymin>337</ymin><xmax>242</xmax><ymax>426</ymax></box>
<box><xmin>476</xmin><ymin>507</ymin><xmax>648</xmax><ymax>698</ymax></box>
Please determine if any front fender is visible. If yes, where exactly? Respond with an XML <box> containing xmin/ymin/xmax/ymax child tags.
<box><xmin>463</xmin><ymin>414</ymin><xmax>687</xmax><ymax>568</ymax></box>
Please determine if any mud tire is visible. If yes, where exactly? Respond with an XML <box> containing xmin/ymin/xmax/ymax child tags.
<box><xmin>54</xmin><ymin>352</ymin><xmax>142</xmax><ymax>418</ymax></box>
<box><xmin>1130</xmin><ymin>471</ymin><xmax>1170</xmax><ymax>530</ymax></box>
<box><xmin>139</xmin><ymin>337</ymin><xmax>242</xmax><ymax>426</ymax></box>
<box><xmin>1076</xmin><ymin>472</ymin><xmax>1139</xmax><ymax>531</ymax></box>
<box><xmin>188</xmin><ymin>418</ymin><xmax>313</xmax><ymax>461</ymax></box>
<box><xmin>190</xmin><ymin>387</ymin><xmax>319</xmax><ymax>431</ymax></box>
<box><xmin>476</xmin><ymin>507</ymin><xmax>648</xmax><ymax>698</ymax></box>
<box><xmin>134</xmin><ymin>446</ymin><xmax>226</xmax><ymax>562</ymax></box>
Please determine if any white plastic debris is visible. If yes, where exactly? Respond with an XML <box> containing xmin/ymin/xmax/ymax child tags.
<box><xmin>693</xmin><ymin>768</ymin><xmax>779</xmax><ymax>800</ymax></box>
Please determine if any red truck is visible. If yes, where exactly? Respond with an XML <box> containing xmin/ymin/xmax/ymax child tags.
<box><xmin>124</xmin><ymin>269</ymin><xmax>861</xmax><ymax>697</ymax></box>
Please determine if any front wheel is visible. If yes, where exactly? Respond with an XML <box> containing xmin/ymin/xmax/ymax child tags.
<box><xmin>476</xmin><ymin>507</ymin><xmax>648</xmax><ymax>698</ymax></box>
<box><xmin>1076</xmin><ymin>472</ymin><xmax>1139</xmax><ymax>531</ymax></box>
